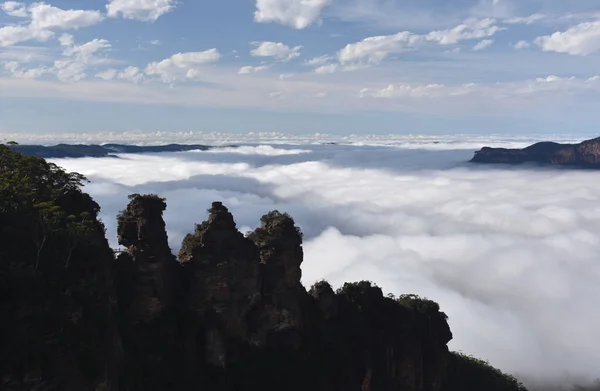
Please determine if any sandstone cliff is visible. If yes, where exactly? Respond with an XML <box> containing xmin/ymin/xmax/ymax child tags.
<box><xmin>471</xmin><ymin>137</ymin><xmax>600</xmax><ymax>167</ymax></box>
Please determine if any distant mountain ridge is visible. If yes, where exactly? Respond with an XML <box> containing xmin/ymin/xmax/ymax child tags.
<box><xmin>471</xmin><ymin>137</ymin><xmax>600</xmax><ymax>167</ymax></box>
<box><xmin>8</xmin><ymin>143</ymin><xmax>214</xmax><ymax>158</ymax></box>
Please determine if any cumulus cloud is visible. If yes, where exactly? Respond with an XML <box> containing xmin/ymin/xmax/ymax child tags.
<box><xmin>3</xmin><ymin>60</ymin><xmax>49</xmax><ymax>78</ymax></box>
<box><xmin>106</xmin><ymin>0</ymin><xmax>176</xmax><ymax>22</ymax></box>
<box><xmin>28</xmin><ymin>2</ymin><xmax>103</xmax><ymax>30</ymax></box>
<box><xmin>336</xmin><ymin>18</ymin><xmax>503</xmax><ymax>67</ymax></box>
<box><xmin>338</xmin><ymin>31</ymin><xmax>420</xmax><ymax>65</ymax></box>
<box><xmin>254</xmin><ymin>0</ymin><xmax>329</xmax><ymax>29</ymax></box>
<box><xmin>0</xmin><ymin>2</ymin><xmax>103</xmax><ymax>47</ymax></box>
<box><xmin>514</xmin><ymin>40</ymin><xmax>530</xmax><ymax>49</ymax></box>
<box><xmin>473</xmin><ymin>39</ymin><xmax>494</xmax><ymax>51</ymax></box>
<box><xmin>144</xmin><ymin>49</ymin><xmax>222</xmax><ymax>83</ymax></box>
<box><xmin>0</xmin><ymin>25</ymin><xmax>53</xmax><ymax>47</ymax></box>
<box><xmin>48</xmin><ymin>138</ymin><xmax>600</xmax><ymax>389</ymax></box>
<box><xmin>97</xmin><ymin>66</ymin><xmax>145</xmax><ymax>83</ymax></box>
<box><xmin>535</xmin><ymin>20</ymin><xmax>600</xmax><ymax>55</ymax></box>
<box><xmin>425</xmin><ymin>18</ymin><xmax>503</xmax><ymax>45</ymax></box>
<box><xmin>53</xmin><ymin>34</ymin><xmax>112</xmax><ymax>82</ymax></box>
<box><xmin>250</xmin><ymin>41</ymin><xmax>302</xmax><ymax>61</ymax></box>
<box><xmin>1</xmin><ymin>1</ymin><xmax>27</xmax><ymax>17</ymax></box>
<box><xmin>2</xmin><ymin>33</ymin><xmax>112</xmax><ymax>81</ymax></box>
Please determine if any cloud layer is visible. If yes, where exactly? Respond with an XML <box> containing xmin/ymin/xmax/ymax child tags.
<box><xmin>48</xmin><ymin>137</ymin><xmax>600</xmax><ymax>388</ymax></box>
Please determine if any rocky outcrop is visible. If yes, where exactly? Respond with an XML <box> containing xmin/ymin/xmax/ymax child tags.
<box><xmin>115</xmin><ymin>194</ymin><xmax>183</xmax><ymax>390</ymax></box>
<box><xmin>172</xmin><ymin>203</ymin><xmax>456</xmax><ymax>391</ymax></box>
<box><xmin>179</xmin><ymin>202</ymin><xmax>262</xmax><ymax>366</ymax></box>
<box><xmin>247</xmin><ymin>211</ymin><xmax>309</xmax><ymax>351</ymax></box>
<box><xmin>0</xmin><ymin>142</ymin><xmax>529</xmax><ymax>391</ymax></box>
<box><xmin>471</xmin><ymin>137</ymin><xmax>600</xmax><ymax>167</ymax></box>
<box><xmin>116</xmin><ymin>194</ymin><xmax>177</xmax><ymax>323</ymax></box>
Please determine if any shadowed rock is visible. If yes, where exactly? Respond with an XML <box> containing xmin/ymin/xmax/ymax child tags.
<box><xmin>179</xmin><ymin>202</ymin><xmax>261</xmax><ymax>366</ymax></box>
<box><xmin>471</xmin><ymin>137</ymin><xmax>600</xmax><ymax>167</ymax></box>
<box><xmin>116</xmin><ymin>194</ymin><xmax>177</xmax><ymax>322</ymax></box>
<box><xmin>246</xmin><ymin>211</ymin><xmax>308</xmax><ymax>351</ymax></box>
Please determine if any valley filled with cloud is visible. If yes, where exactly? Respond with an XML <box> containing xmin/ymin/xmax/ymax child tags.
<box><xmin>49</xmin><ymin>135</ymin><xmax>600</xmax><ymax>388</ymax></box>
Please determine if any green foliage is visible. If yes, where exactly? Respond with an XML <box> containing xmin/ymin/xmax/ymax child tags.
<box><xmin>248</xmin><ymin>210</ymin><xmax>303</xmax><ymax>243</ymax></box>
<box><xmin>443</xmin><ymin>352</ymin><xmax>529</xmax><ymax>391</ymax></box>
<box><xmin>0</xmin><ymin>145</ymin><xmax>115</xmax><ymax>389</ymax></box>
<box><xmin>396</xmin><ymin>294</ymin><xmax>448</xmax><ymax>319</ymax></box>
<box><xmin>308</xmin><ymin>279</ymin><xmax>333</xmax><ymax>296</ymax></box>
<box><xmin>0</xmin><ymin>144</ymin><xmax>88</xmax><ymax>215</ymax></box>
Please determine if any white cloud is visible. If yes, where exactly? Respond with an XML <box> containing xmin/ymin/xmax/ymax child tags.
<box><xmin>53</xmin><ymin>35</ymin><xmax>112</xmax><ymax>82</ymax></box>
<box><xmin>106</xmin><ymin>0</ymin><xmax>175</xmax><ymax>22</ymax></box>
<box><xmin>359</xmin><ymin>75</ymin><xmax>600</xmax><ymax>103</ymax></box>
<box><xmin>336</xmin><ymin>18</ymin><xmax>503</xmax><ymax>67</ymax></box>
<box><xmin>1</xmin><ymin>1</ymin><xmax>27</xmax><ymax>17</ymax></box>
<box><xmin>145</xmin><ymin>49</ymin><xmax>222</xmax><ymax>82</ymax></box>
<box><xmin>28</xmin><ymin>2</ymin><xmax>103</xmax><ymax>30</ymax></box>
<box><xmin>426</xmin><ymin>18</ymin><xmax>503</xmax><ymax>45</ymax></box>
<box><xmin>503</xmin><ymin>13</ymin><xmax>544</xmax><ymax>25</ymax></box>
<box><xmin>95</xmin><ymin>68</ymin><xmax>118</xmax><ymax>81</ymax></box>
<box><xmin>514</xmin><ymin>40</ymin><xmax>530</xmax><ymax>49</ymax></box>
<box><xmin>58</xmin><ymin>33</ymin><xmax>74</xmax><ymax>47</ymax></box>
<box><xmin>238</xmin><ymin>65</ymin><xmax>269</xmax><ymax>74</ymax></box>
<box><xmin>118</xmin><ymin>66</ymin><xmax>144</xmax><ymax>83</ymax></box>
<box><xmin>535</xmin><ymin>21</ymin><xmax>600</xmax><ymax>55</ymax></box>
<box><xmin>338</xmin><ymin>31</ymin><xmax>420</xmax><ymax>65</ymax></box>
<box><xmin>254</xmin><ymin>0</ymin><xmax>329</xmax><ymax>29</ymax></box>
<box><xmin>0</xmin><ymin>25</ymin><xmax>53</xmax><ymax>47</ymax></box>
<box><xmin>3</xmin><ymin>60</ymin><xmax>49</xmax><ymax>78</ymax></box>
<box><xmin>0</xmin><ymin>2</ymin><xmax>103</xmax><ymax>47</ymax></box>
<box><xmin>360</xmin><ymin>83</ymin><xmax>470</xmax><ymax>99</ymax></box>
<box><xmin>314</xmin><ymin>63</ymin><xmax>338</xmax><ymax>74</ymax></box>
<box><xmin>2</xmin><ymin>32</ymin><xmax>112</xmax><ymax>82</ymax></box>
<box><xmin>304</xmin><ymin>54</ymin><xmax>334</xmax><ymax>66</ymax></box>
<box><xmin>473</xmin><ymin>39</ymin><xmax>494</xmax><ymax>51</ymax></box>
<box><xmin>250</xmin><ymin>41</ymin><xmax>302</xmax><ymax>61</ymax></box>
<box><xmin>47</xmin><ymin>139</ymin><xmax>600</xmax><ymax>387</ymax></box>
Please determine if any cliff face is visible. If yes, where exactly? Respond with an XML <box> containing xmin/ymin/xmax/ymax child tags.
<box><xmin>471</xmin><ymin>137</ymin><xmax>600</xmax><ymax>167</ymax></box>
<box><xmin>0</xmin><ymin>145</ymin><xmax>121</xmax><ymax>390</ymax></box>
<box><xmin>118</xmin><ymin>199</ymin><xmax>453</xmax><ymax>391</ymax></box>
<box><xmin>0</xmin><ymin>145</ymin><xmax>528</xmax><ymax>391</ymax></box>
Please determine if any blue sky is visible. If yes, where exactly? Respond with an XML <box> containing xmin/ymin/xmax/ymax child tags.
<box><xmin>2</xmin><ymin>0</ymin><xmax>600</xmax><ymax>135</ymax></box>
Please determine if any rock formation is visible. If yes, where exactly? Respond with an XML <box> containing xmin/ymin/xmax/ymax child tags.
<box><xmin>471</xmin><ymin>137</ymin><xmax>600</xmax><ymax>167</ymax></box>
<box><xmin>179</xmin><ymin>202</ymin><xmax>262</xmax><ymax>367</ymax></box>
<box><xmin>0</xmin><ymin>145</ymin><xmax>529</xmax><ymax>391</ymax></box>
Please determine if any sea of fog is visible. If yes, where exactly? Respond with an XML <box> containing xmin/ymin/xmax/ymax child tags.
<box><xmin>47</xmin><ymin>134</ymin><xmax>600</xmax><ymax>388</ymax></box>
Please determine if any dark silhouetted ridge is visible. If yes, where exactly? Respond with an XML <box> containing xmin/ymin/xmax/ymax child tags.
<box><xmin>7</xmin><ymin>143</ymin><xmax>213</xmax><ymax>158</ymax></box>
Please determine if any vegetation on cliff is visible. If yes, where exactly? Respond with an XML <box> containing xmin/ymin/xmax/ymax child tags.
<box><xmin>0</xmin><ymin>144</ymin><xmax>529</xmax><ymax>391</ymax></box>
<box><xmin>0</xmin><ymin>144</ymin><xmax>120</xmax><ymax>390</ymax></box>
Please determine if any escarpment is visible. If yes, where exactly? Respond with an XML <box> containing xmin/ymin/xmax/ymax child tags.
<box><xmin>0</xmin><ymin>145</ymin><xmax>528</xmax><ymax>391</ymax></box>
<box><xmin>113</xmin><ymin>197</ymin><xmax>500</xmax><ymax>391</ymax></box>
<box><xmin>471</xmin><ymin>137</ymin><xmax>600</xmax><ymax>167</ymax></box>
